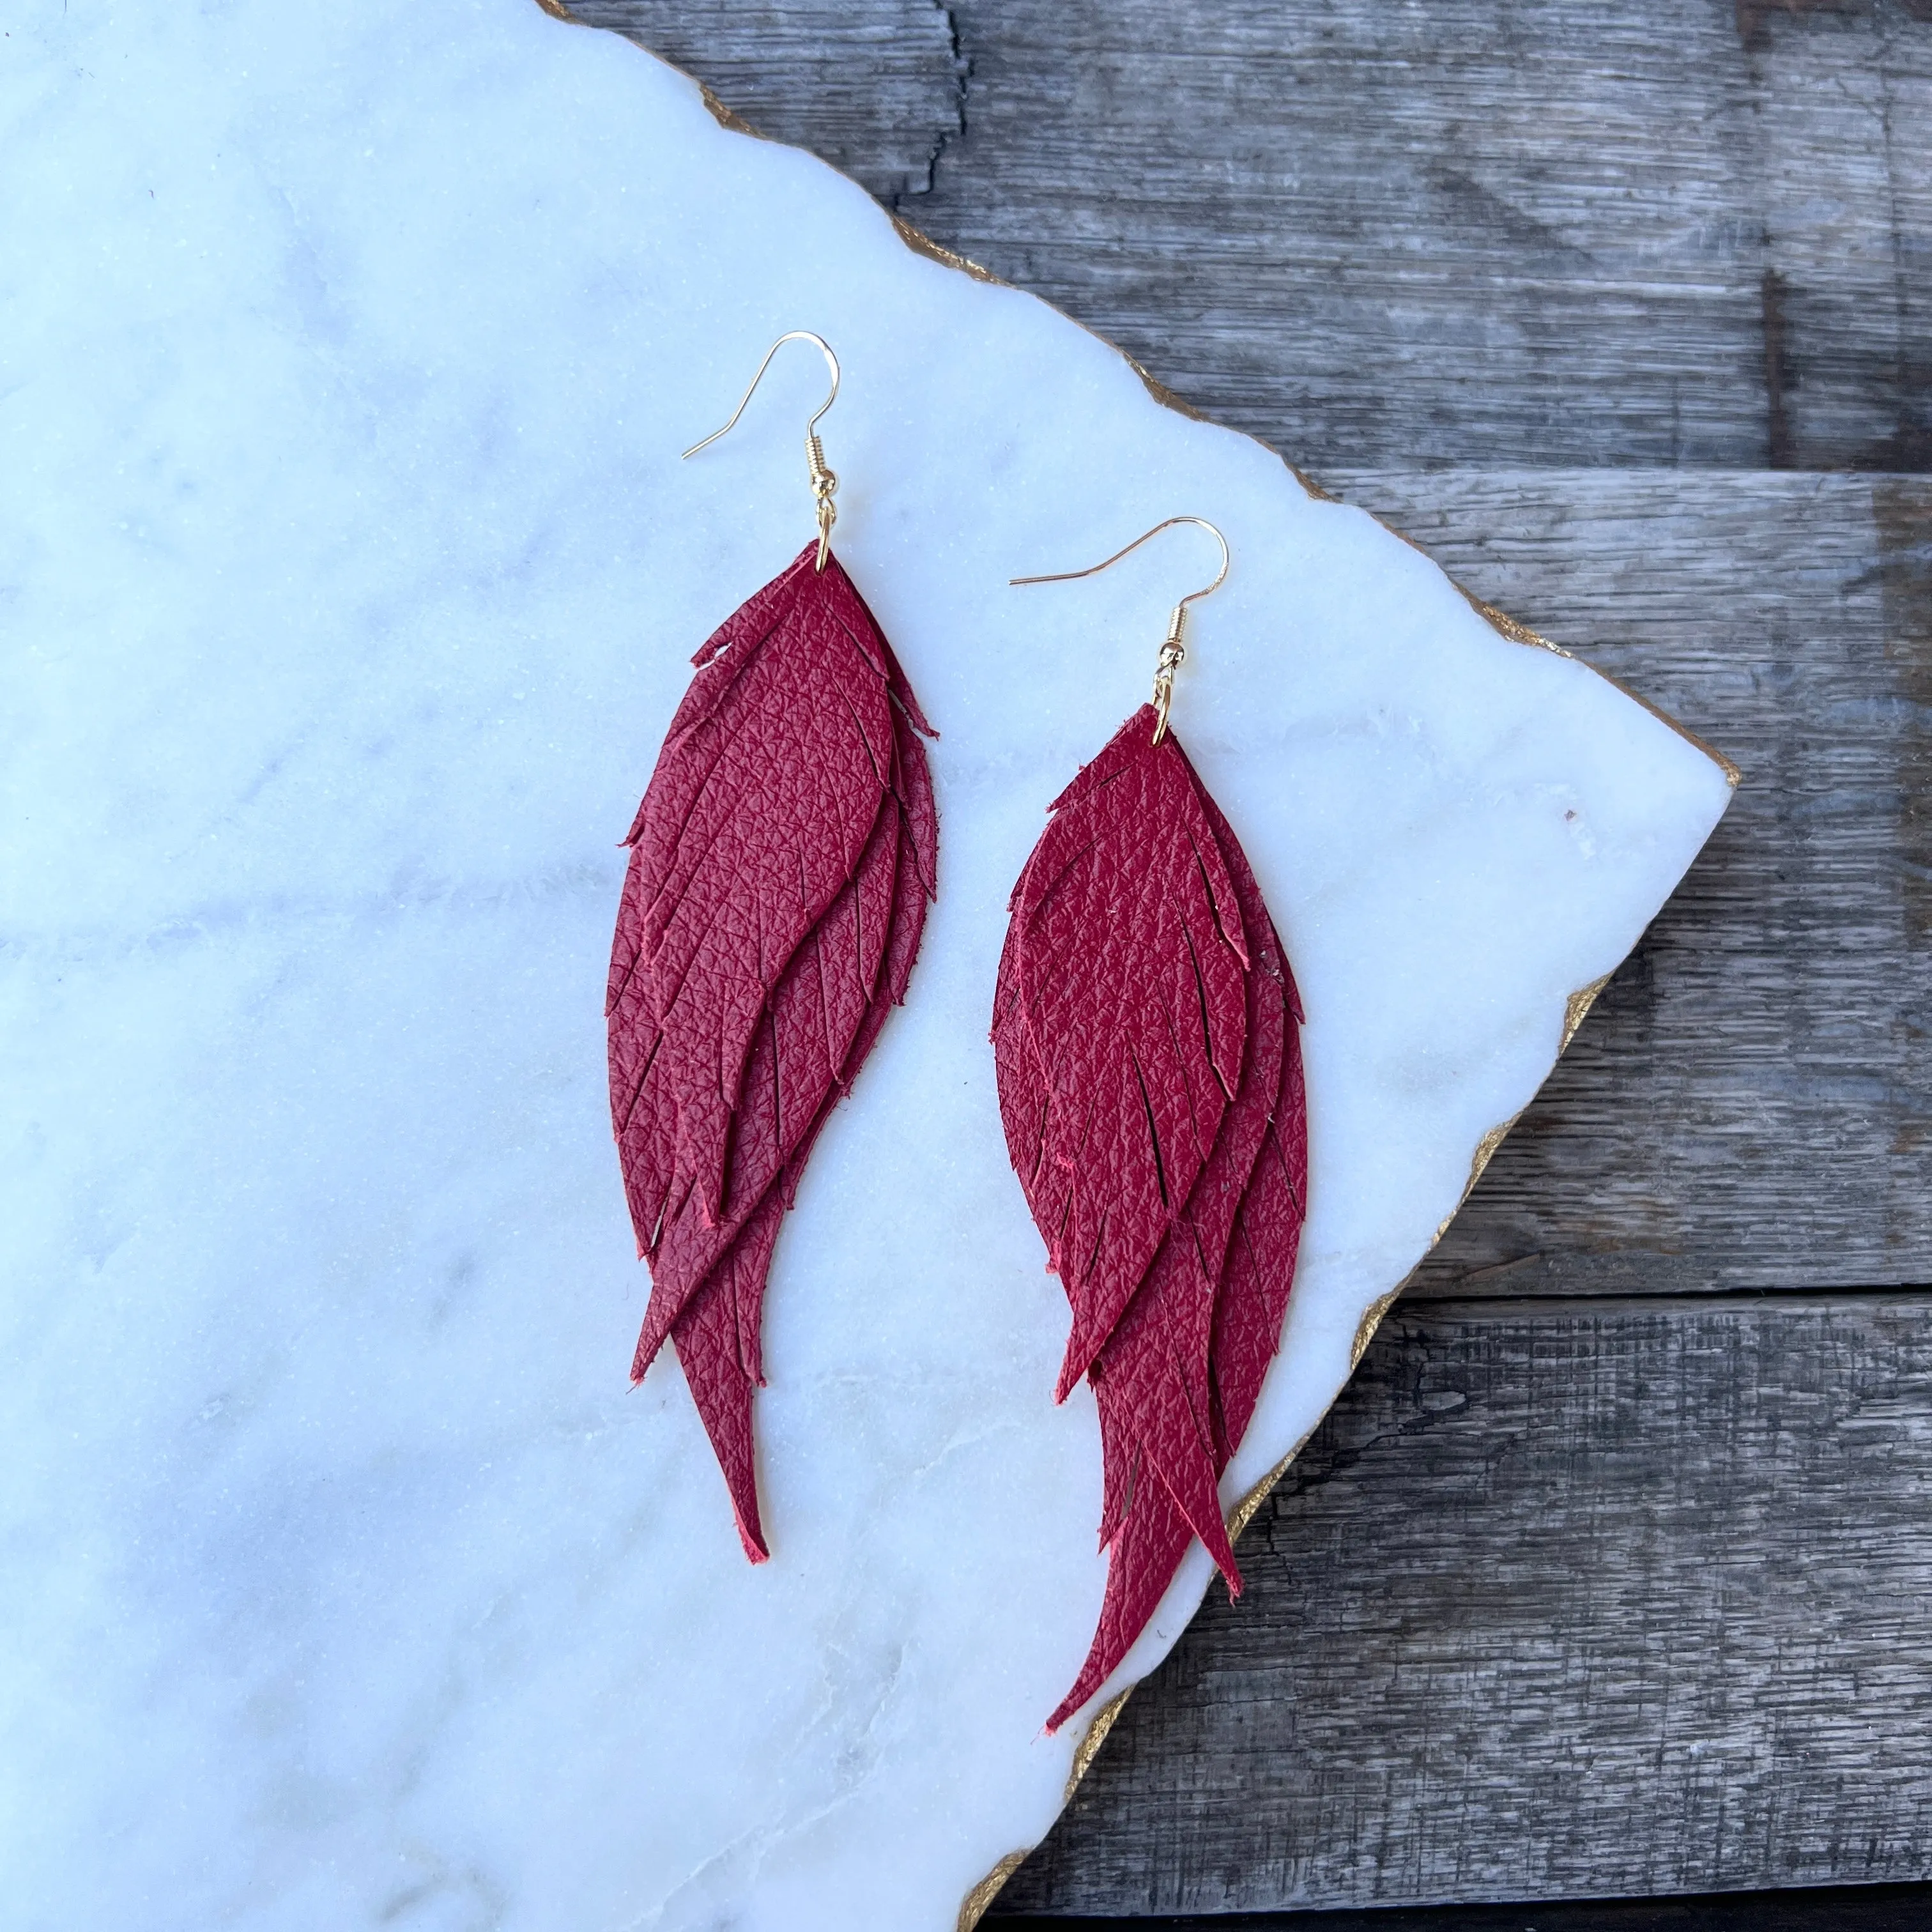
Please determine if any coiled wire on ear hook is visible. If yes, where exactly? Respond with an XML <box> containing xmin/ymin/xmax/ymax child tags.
<box><xmin>684</xmin><ymin>332</ymin><xmax>842</xmax><ymax>571</ymax></box>
<box><xmin>1011</xmin><ymin>516</ymin><xmax>1231</xmax><ymax>742</ymax></box>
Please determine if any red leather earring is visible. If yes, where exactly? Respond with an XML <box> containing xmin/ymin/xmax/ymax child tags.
<box><xmin>608</xmin><ymin>334</ymin><xmax>938</xmax><ymax>1561</ymax></box>
<box><xmin>992</xmin><ymin>518</ymin><xmax>1307</xmax><ymax>1731</ymax></box>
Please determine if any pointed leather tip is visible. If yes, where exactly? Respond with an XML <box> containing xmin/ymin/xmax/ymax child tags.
<box><xmin>1210</xmin><ymin>1537</ymin><xmax>1243</xmax><ymax>1598</ymax></box>
<box><xmin>1163</xmin><ymin>1468</ymin><xmax>1242</xmax><ymax>1595</ymax></box>
<box><xmin>631</xmin><ymin>1321</ymin><xmax>670</xmax><ymax>1384</ymax></box>
<box><xmin>1054</xmin><ymin>1330</ymin><xmax>1100</xmax><ymax>1405</ymax></box>
<box><xmin>726</xmin><ymin>1460</ymin><xmax>769</xmax><ymax>1553</ymax></box>
<box><xmin>1043</xmin><ymin>1682</ymin><xmax>1093</xmax><ymax>1736</ymax></box>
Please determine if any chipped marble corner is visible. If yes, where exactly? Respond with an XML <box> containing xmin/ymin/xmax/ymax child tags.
<box><xmin>698</xmin><ymin>80</ymin><xmax>767</xmax><ymax>142</ymax></box>
<box><xmin>1308</xmin><ymin>510</ymin><xmax>1740</xmax><ymax>793</ymax></box>
<box><xmin>957</xmin><ymin>1850</ymin><xmax>1030</xmax><ymax>1932</ymax></box>
<box><xmin>1561</xmin><ymin>972</ymin><xmax>1613</xmax><ymax>1055</ymax></box>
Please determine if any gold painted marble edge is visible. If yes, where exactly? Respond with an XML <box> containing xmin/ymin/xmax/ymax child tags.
<box><xmin>1062</xmin><ymin>1687</ymin><xmax>1133</xmax><ymax>1802</ymax></box>
<box><xmin>955</xmin><ymin>1849</ymin><xmax>1029</xmax><ymax>1931</ymax></box>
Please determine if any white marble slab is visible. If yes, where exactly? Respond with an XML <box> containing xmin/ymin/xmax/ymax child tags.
<box><xmin>0</xmin><ymin>3</ymin><xmax>1733</xmax><ymax>1927</ymax></box>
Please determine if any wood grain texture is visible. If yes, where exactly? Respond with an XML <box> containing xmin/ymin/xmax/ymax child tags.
<box><xmin>1313</xmin><ymin>470</ymin><xmax>1932</xmax><ymax>1298</ymax></box>
<box><xmin>997</xmin><ymin>1879</ymin><xmax>1932</xmax><ymax>1931</ymax></box>
<box><xmin>585</xmin><ymin>0</ymin><xmax>1932</xmax><ymax>469</ymax></box>
<box><xmin>995</xmin><ymin>1294</ymin><xmax>1932</xmax><ymax>1915</ymax></box>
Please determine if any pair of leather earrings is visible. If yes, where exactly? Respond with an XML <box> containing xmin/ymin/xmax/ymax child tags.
<box><xmin>605</xmin><ymin>334</ymin><xmax>1307</xmax><ymax>1729</ymax></box>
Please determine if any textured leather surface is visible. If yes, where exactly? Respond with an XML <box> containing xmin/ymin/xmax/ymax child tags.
<box><xmin>991</xmin><ymin>708</ymin><xmax>1306</xmax><ymax>1730</ymax></box>
<box><xmin>1014</xmin><ymin>712</ymin><xmax>1250</xmax><ymax>1400</ymax></box>
<box><xmin>607</xmin><ymin>544</ymin><xmax>937</xmax><ymax>1560</ymax></box>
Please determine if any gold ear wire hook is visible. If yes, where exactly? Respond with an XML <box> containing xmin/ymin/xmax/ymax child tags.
<box><xmin>1011</xmin><ymin>516</ymin><xmax>1230</xmax><ymax>744</ymax></box>
<box><xmin>683</xmin><ymin>331</ymin><xmax>842</xmax><ymax>571</ymax></box>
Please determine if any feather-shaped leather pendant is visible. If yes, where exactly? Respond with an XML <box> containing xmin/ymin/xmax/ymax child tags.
<box><xmin>608</xmin><ymin>540</ymin><xmax>937</xmax><ymax>1560</ymax></box>
<box><xmin>992</xmin><ymin>705</ymin><xmax>1306</xmax><ymax>1729</ymax></box>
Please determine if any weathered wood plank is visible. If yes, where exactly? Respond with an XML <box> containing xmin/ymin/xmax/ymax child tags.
<box><xmin>1303</xmin><ymin>469</ymin><xmax>1932</xmax><ymax>1298</ymax></box>
<box><xmin>580</xmin><ymin>0</ymin><xmax>1932</xmax><ymax>469</ymax></box>
<box><xmin>997</xmin><ymin>1878</ymin><xmax>1932</xmax><ymax>1930</ymax></box>
<box><xmin>993</xmin><ymin>1294</ymin><xmax>1932</xmax><ymax>1915</ymax></box>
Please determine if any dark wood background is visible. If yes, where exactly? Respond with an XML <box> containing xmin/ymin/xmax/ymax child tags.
<box><xmin>555</xmin><ymin>2</ymin><xmax>1932</xmax><ymax>1919</ymax></box>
